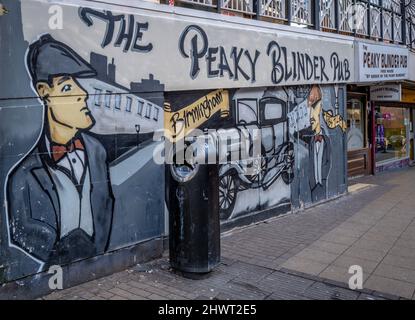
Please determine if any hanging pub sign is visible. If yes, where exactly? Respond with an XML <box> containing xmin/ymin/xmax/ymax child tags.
<box><xmin>357</xmin><ymin>41</ymin><xmax>408</xmax><ymax>82</ymax></box>
<box><xmin>370</xmin><ymin>84</ymin><xmax>402</xmax><ymax>101</ymax></box>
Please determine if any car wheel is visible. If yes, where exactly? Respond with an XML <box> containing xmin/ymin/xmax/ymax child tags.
<box><xmin>219</xmin><ymin>171</ymin><xmax>239</xmax><ymax>220</ymax></box>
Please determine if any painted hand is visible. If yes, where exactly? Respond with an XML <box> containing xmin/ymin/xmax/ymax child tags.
<box><xmin>0</xmin><ymin>4</ymin><xmax>8</xmax><ymax>16</ymax></box>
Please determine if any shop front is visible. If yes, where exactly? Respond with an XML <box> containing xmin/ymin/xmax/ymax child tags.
<box><xmin>353</xmin><ymin>40</ymin><xmax>409</xmax><ymax>175</ymax></box>
<box><xmin>405</xmin><ymin>49</ymin><xmax>415</xmax><ymax>165</ymax></box>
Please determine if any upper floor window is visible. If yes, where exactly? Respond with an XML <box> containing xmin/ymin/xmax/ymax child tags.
<box><xmin>105</xmin><ymin>91</ymin><xmax>112</xmax><ymax>108</ymax></box>
<box><xmin>145</xmin><ymin>103</ymin><xmax>152</xmax><ymax>119</ymax></box>
<box><xmin>94</xmin><ymin>88</ymin><xmax>102</xmax><ymax>107</ymax></box>
<box><xmin>125</xmin><ymin>96</ymin><xmax>132</xmax><ymax>112</ymax></box>
<box><xmin>153</xmin><ymin>107</ymin><xmax>160</xmax><ymax>121</ymax></box>
<box><xmin>137</xmin><ymin>100</ymin><xmax>144</xmax><ymax>116</ymax></box>
<box><xmin>115</xmin><ymin>93</ymin><xmax>122</xmax><ymax>110</ymax></box>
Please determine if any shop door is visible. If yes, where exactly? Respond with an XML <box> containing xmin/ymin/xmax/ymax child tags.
<box><xmin>346</xmin><ymin>94</ymin><xmax>371</xmax><ymax>177</ymax></box>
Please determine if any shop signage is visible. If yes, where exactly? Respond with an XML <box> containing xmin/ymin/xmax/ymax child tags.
<box><xmin>408</xmin><ymin>50</ymin><xmax>415</xmax><ymax>82</ymax></box>
<box><xmin>357</xmin><ymin>42</ymin><xmax>408</xmax><ymax>82</ymax></box>
<box><xmin>370</xmin><ymin>84</ymin><xmax>402</xmax><ymax>101</ymax></box>
<box><xmin>18</xmin><ymin>0</ymin><xmax>356</xmax><ymax>91</ymax></box>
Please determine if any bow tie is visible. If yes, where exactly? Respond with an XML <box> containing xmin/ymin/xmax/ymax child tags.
<box><xmin>51</xmin><ymin>138</ymin><xmax>84</xmax><ymax>162</ymax></box>
<box><xmin>314</xmin><ymin>135</ymin><xmax>324</xmax><ymax>143</ymax></box>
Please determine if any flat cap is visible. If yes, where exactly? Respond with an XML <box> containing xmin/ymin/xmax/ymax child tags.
<box><xmin>27</xmin><ymin>34</ymin><xmax>96</xmax><ymax>84</ymax></box>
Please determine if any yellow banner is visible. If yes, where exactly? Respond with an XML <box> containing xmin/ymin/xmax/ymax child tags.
<box><xmin>164</xmin><ymin>89</ymin><xmax>230</xmax><ymax>141</ymax></box>
<box><xmin>323</xmin><ymin>110</ymin><xmax>347</xmax><ymax>132</ymax></box>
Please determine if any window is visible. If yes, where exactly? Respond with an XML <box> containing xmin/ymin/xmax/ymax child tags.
<box><xmin>153</xmin><ymin>107</ymin><xmax>160</xmax><ymax>121</ymax></box>
<box><xmin>263</xmin><ymin>103</ymin><xmax>282</xmax><ymax>119</ymax></box>
<box><xmin>145</xmin><ymin>103</ymin><xmax>152</xmax><ymax>119</ymax></box>
<box><xmin>94</xmin><ymin>88</ymin><xmax>102</xmax><ymax>107</ymax></box>
<box><xmin>137</xmin><ymin>100</ymin><xmax>144</xmax><ymax>116</ymax></box>
<box><xmin>114</xmin><ymin>93</ymin><xmax>121</xmax><ymax>110</ymax></box>
<box><xmin>105</xmin><ymin>90</ymin><xmax>112</xmax><ymax>108</ymax></box>
<box><xmin>347</xmin><ymin>99</ymin><xmax>365</xmax><ymax>151</ymax></box>
<box><xmin>375</xmin><ymin>106</ymin><xmax>410</xmax><ymax>164</ymax></box>
<box><xmin>259</xmin><ymin>97</ymin><xmax>286</xmax><ymax>125</ymax></box>
<box><xmin>125</xmin><ymin>96</ymin><xmax>132</xmax><ymax>112</ymax></box>
<box><xmin>236</xmin><ymin>99</ymin><xmax>258</xmax><ymax>125</ymax></box>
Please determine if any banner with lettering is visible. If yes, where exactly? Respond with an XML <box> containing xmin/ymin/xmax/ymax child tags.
<box><xmin>15</xmin><ymin>0</ymin><xmax>355</xmax><ymax>93</ymax></box>
<box><xmin>164</xmin><ymin>89</ymin><xmax>230</xmax><ymax>141</ymax></box>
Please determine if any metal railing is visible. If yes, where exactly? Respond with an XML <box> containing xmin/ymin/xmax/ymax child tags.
<box><xmin>171</xmin><ymin>0</ymin><xmax>415</xmax><ymax>47</ymax></box>
<box><xmin>259</xmin><ymin>0</ymin><xmax>287</xmax><ymax>19</ymax></box>
<box><xmin>320</xmin><ymin>0</ymin><xmax>336</xmax><ymax>29</ymax></box>
<box><xmin>291</xmin><ymin>0</ymin><xmax>313</xmax><ymax>25</ymax></box>
<box><xmin>338</xmin><ymin>0</ymin><xmax>354</xmax><ymax>33</ymax></box>
<box><xmin>222</xmin><ymin>0</ymin><xmax>255</xmax><ymax>14</ymax></box>
<box><xmin>178</xmin><ymin>0</ymin><xmax>217</xmax><ymax>7</ymax></box>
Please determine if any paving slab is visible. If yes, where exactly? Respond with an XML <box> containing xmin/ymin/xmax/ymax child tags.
<box><xmin>39</xmin><ymin>167</ymin><xmax>415</xmax><ymax>301</ymax></box>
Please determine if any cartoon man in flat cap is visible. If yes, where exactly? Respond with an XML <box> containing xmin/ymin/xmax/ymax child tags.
<box><xmin>6</xmin><ymin>34</ymin><xmax>114</xmax><ymax>268</ymax></box>
<box><xmin>308</xmin><ymin>85</ymin><xmax>331</xmax><ymax>203</ymax></box>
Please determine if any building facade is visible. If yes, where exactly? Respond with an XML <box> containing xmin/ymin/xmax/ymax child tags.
<box><xmin>0</xmin><ymin>0</ymin><xmax>413</xmax><ymax>297</ymax></box>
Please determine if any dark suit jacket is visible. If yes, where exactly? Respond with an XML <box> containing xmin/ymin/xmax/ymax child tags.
<box><xmin>6</xmin><ymin>132</ymin><xmax>114</xmax><ymax>268</ymax></box>
<box><xmin>308</xmin><ymin>130</ymin><xmax>331</xmax><ymax>202</ymax></box>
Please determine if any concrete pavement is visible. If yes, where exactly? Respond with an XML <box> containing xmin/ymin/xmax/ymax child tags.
<box><xmin>42</xmin><ymin>167</ymin><xmax>415</xmax><ymax>300</ymax></box>
<box><xmin>282</xmin><ymin>169</ymin><xmax>415</xmax><ymax>299</ymax></box>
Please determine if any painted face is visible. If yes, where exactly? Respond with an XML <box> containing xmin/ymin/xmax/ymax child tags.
<box><xmin>308</xmin><ymin>85</ymin><xmax>322</xmax><ymax>134</ymax></box>
<box><xmin>36</xmin><ymin>76</ymin><xmax>94</xmax><ymax>130</ymax></box>
<box><xmin>310</xmin><ymin>100</ymin><xmax>322</xmax><ymax>134</ymax></box>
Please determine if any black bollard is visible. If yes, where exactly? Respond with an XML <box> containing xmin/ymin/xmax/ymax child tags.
<box><xmin>167</xmin><ymin>160</ymin><xmax>220</xmax><ymax>277</ymax></box>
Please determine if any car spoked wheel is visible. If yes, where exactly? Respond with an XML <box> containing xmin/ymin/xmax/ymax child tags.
<box><xmin>219</xmin><ymin>171</ymin><xmax>238</xmax><ymax>220</ymax></box>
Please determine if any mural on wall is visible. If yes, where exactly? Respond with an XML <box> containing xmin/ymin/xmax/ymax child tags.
<box><xmin>165</xmin><ymin>88</ymin><xmax>293</xmax><ymax>222</ymax></box>
<box><xmin>219</xmin><ymin>85</ymin><xmax>346</xmax><ymax>220</ymax></box>
<box><xmin>1</xmin><ymin>0</ymin><xmax>349</xmax><ymax>286</ymax></box>
<box><xmin>218</xmin><ymin>88</ymin><xmax>294</xmax><ymax>220</ymax></box>
<box><xmin>291</xmin><ymin>85</ymin><xmax>347</xmax><ymax>207</ymax></box>
<box><xmin>306</xmin><ymin>86</ymin><xmax>332</xmax><ymax>202</ymax></box>
<box><xmin>6</xmin><ymin>35</ymin><xmax>114</xmax><ymax>267</ymax></box>
<box><xmin>165</xmin><ymin>85</ymin><xmax>346</xmax><ymax>223</ymax></box>
<box><xmin>0</xmin><ymin>0</ymin><xmax>165</xmax><ymax>282</ymax></box>
<box><xmin>3</xmin><ymin>34</ymin><xmax>165</xmax><ymax>276</ymax></box>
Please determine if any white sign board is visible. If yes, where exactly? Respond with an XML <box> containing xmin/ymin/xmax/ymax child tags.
<box><xmin>408</xmin><ymin>50</ymin><xmax>415</xmax><ymax>81</ymax></box>
<box><xmin>370</xmin><ymin>84</ymin><xmax>402</xmax><ymax>101</ymax></box>
<box><xmin>18</xmin><ymin>0</ymin><xmax>356</xmax><ymax>91</ymax></box>
<box><xmin>357</xmin><ymin>42</ymin><xmax>408</xmax><ymax>82</ymax></box>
